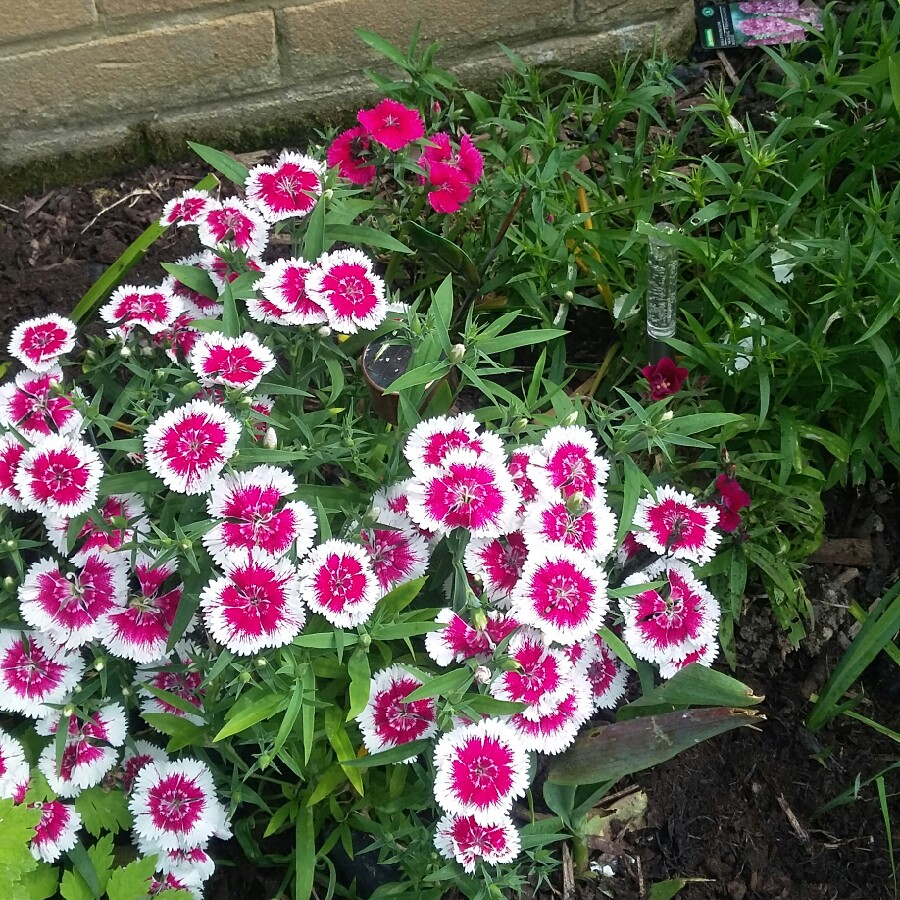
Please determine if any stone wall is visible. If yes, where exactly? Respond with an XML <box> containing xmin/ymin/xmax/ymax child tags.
<box><xmin>0</xmin><ymin>0</ymin><xmax>695</xmax><ymax>185</ymax></box>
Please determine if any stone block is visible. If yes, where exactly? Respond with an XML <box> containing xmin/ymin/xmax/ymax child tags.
<box><xmin>0</xmin><ymin>11</ymin><xmax>279</xmax><ymax>128</ymax></box>
<box><xmin>0</xmin><ymin>0</ymin><xmax>93</xmax><ymax>46</ymax></box>
<box><xmin>96</xmin><ymin>0</ymin><xmax>231</xmax><ymax>20</ymax></box>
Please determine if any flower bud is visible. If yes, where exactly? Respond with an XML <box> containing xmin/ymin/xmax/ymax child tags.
<box><xmin>263</xmin><ymin>427</ymin><xmax>277</xmax><ymax>450</ymax></box>
<box><xmin>121</xmin><ymin>686</ymin><xmax>132</xmax><ymax>697</ymax></box>
<box><xmin>322</xmin><ymin>188</ymin><xmax>334</xmax><ymax>201</ymax></box>
<box><xmin>85</xmin><ymin>349</ymin><xmax>98</xmax><ymax>361</ymax></box>
<box><xmin>2</xmin><ymin>576</ymin><xmax>15</xmax><ymax>590</ymax></box>
<box><xmin>511</xmin><ymin>417</ymin><xmax>528</xmax><ymax>436</ymax></box>
<box><xmin>565</xmin><ymin>491</ymin><xmax>585</xmax><ymax>514</ymax></box>
<box><xmin>94</xmin><ymin>659</ymin><xmax>105</xmax><ymax>672</ymax></box>
<box><xmin>63</xmin><ymin>706</ymin><xmax>75</xmax><ymax>717</ymax></box>
<box><xmin>563</xmin><ymin>290</ymin><xmax>575</xmax><ymax>302</ymax></box>
<box><xmin>119</xmin><ymin>346</ymin><xmax>131</xmax><ymax>358</ymax></box>
<box><xmin>180</xmin><ymin>540</ymin><xmax>192</xmax><ymax>551</ymax></box>
<box><xmin>471</xmin><ymin>610</ymin><xmax>488</xmax><ymax>633</ymax></box>
<box><xmin>661</xmin><ymin>410</ymin><xmax>674</xmax><ymax>421</ymax></box>
<box><xmin>366</xmin><ymin>506</ymin><xmax>382</xmax><ymax>525</ymax></box>
<box><xmin>254</xmin><ymin>657</ymin><xmax>267</xmax><ymax>668</ymax></box>
<box><xmin>563</xmin><ymin>411</ymin><xmax>579</xmax><ymax>426</ymax></box>
<box><xmin>239</xmin><ymin>394</ymin><xmax>253</xmax><ymax>407</ymax></box>
<box><xmin>5</xmin><ymin>539</ymin><xmax>17</xmax><ymax>550</ymax></box>
<box><xmin>474</xmin><ymin>665</ymin><xmax>492</xmax><ymax>685</ymax></box>
<box><xmin>259</xmin><ymin>753</ymin><xmax>271</xmax><ymax>768</ymax></box>
<box><xmin>240</xmin><ymin>671</ymin><xmax>253</xmax><ymax>683</ymax></box>
<box><xmin>317</xmin><ymin>326</ymin><xmax>332</xmax><ymax>338</ymax></box>
<box><xmin>142</xmin><ymin>346</ymin><xmax>155</xmax><ymax>358</ymax></box>
<box><xmin>449</xmin><ymin>343</ymin><xmax>466</xmax><ymax>364</ymax></box>
<box><xmin>359</xmin><ymin>633</ymin><xmax>372</xmax><ymax>649</ymax></box>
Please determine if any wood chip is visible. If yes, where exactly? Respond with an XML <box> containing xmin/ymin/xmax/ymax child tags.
<box><xmin>777</xmin><ymin>794</ymin><xmax>810</xmax><ymax>843</ymax></box>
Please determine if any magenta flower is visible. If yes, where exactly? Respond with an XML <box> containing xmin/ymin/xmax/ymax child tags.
<box><xmin>100</xmin><ymin>284</ymin><xmax>183</xmax><ymax>339</ymax></box>
<box><xmin>420</xmin><ymin>133</ymin><xmax>484</xmax><ymax>213</ymax></box>
<box><xmin>0</xmin><ymin>369</ymin><xmax>82</xmax><ymax>442</ymax></box>
<box><xmin>327</xmin><ymin>125</ymin><xmax>377</xmax><ymax>185</ymax></box>
<box><xmin>143</xmin><ymin>400</ymin><xmax>241</xmax><ymax>495</ymax></box>
<box><xmin>507</xmin><ymin>682</ymin><xmax>592</xmax><ymax>754</ymax></box>
<box><xmin>633</xmin><ymin>485</ymin><xmax>721</xmax><ymax>564</ymax></box>
<box><xmin>641</xmin><ymin>357</ymin><xmax>689</xmax><ymax>401</ymax></box>
<box><xmin>257</xmin><ymin>257</ymin><xmax>328</xmax><ymax>326</ymax></box>
<box><xmin>299</xmin><ymin>539</ymin><xmax>379</xmax><ymax>628</ymax></box>
<box><xmin>433</xmin><ymin>719</ymin><xmax>529</xmax><ymax>825</ymax></box>
<box><xmin>0</xmin><ymin>630</ymin><xmax>85</xmax><ymax>718</ymax></box>
<box><xmin>522</xmin><ymin>495</ymin><xmax>617</xmax><ymax>561</ymax></box>
<box><xmin>160</xmin><ymin>189</ymin><xmax>213</xmax><ymax>227</ymax></box>
<box><xmin>424</xmin><ymin>609</ymin><xmax>492</xmax><ymax>668</ymax></box>
<box><xmin>490</xmin><ymin>629</ymin><xmax>574</xmax><ymax>717</ymax></box>
<box><xmin>621</xmin><ymin>559</ymin><xmax>721</xmax><ymax>666</ymax></box>
<box><xmin>658</xmin><ymin>641</ymin><xmax>719</xmax><ymax>679</ymax></box>
<box><xmin>122</xmin><ymin>740</ymin><xmax>167</xmax><ymax>793</ymax></box>
<box><xmin>434</xmin><ymin>813</ymin><xmax>521</xmax><ymax>873</ymax></box>
<box><xmin>305</xmin><ymin>249</ymin><xmax>387</xmax><ymax>334</ymax></box>
<box><xmin>464</xmin><ymin>530</ymin><xmax>529</xmax><ymax>605</ymax></box>
<box><xmin>8</xmin><ymin>314</ymin><xmax>77</xmax><ymax>372</ymax></box>
<box><xmin>198</xmin><ymin>199</ymin><xmax>268</xmax><ymax>257</ymax></box>
<box><xmin>407</xmin><ymin>449</ymin><xmax>519</xmax><ymax>539</ymax></box>
<box><xmin>45</xmin><ymin>492</ymin><xmax>148</xmax><ymax>561</ymax></box>
<box><xmin>529</xmin><ymin>425</ymin><xmax>609</xmax><ymax>501</ymax></box>
<box><xmin>200</xmin><ymin>557</ymin><xmax>305</xmax><ymax>655</ymax></box>
<box><xmin>245</xmin><ymin>151</ymin><xmax>324</xmax><ymax>223</ymax></box>
<box><xmin>359</xmin><ymin>511</ymin><xmax>430</xmax><ymax>594</ymax></box>
<box><xmin>507</xmin><ymin>445</ymin><xmax>542</xmax><ymax>506</ymax></box>
<box><xmin>0</xmin><ymin>730</ymin><xmax>29</xmax><ymax>800</ymax></box>
<box><xmin>0</xmin><ymin>434</ymin><xmax>27</xmax><ymax>511</ymax></box>
<box><xmin>99</xmin><ymin>556</ymin><xmax>183</xmax><ymax>663</ymax></box>
<box><xmin>189</xmin><ymin>331</ymin><xmax>276</xmax><ymax>392</ymax></box>
<box><xmin>357</xmin><ymin>99</ymin><xmax>425</xmax><ymax>152</ymax></box>
<box><xmin>20</xmin><ymin>554</ymin><xmax>127</xmax><ymax>649</ymax></box>
<box><xmin>130</xmin><ymin>759</ymin><xmax>228</xmax><ymax>852</ymax></box>
<box><xmin>712</xmin><ymin>473</ymin><xmax>752</xmax><ymax>533</ymax></box>
<box><xmin>615</xmin><ymin>531</ymin><xmax>643</xmax><ymax>566</ymax></box>
<box><xmin>136</xmin><ymin>643</ymin><xmax>205</xmax><ymax>726</ymax></box>
<box><xmin>356</xmin><ymin>664</ymin><xmax>438</xmax><ymax>758</ymax></box>
<box><xmin>405</xmin><ymin>413</ymin><xmax>505</xmax><ymax>477</ymax></box>
<box><xmin>511</xmin><ymin>544</ymin><xmax>609</xmax><ymax>645</ymax></box>
<box><xmin>30</xmin><ymin>801</ymin><xmax>81</xmax><ymax>862</ymax></box>
<box><xmin>204</xmin><ymin>465</ymin><xmax>316</xmax><ymax>566</ymax></box>
<box><xmin>570</xmin><ymin>634</ymin><xmax>628</xmax><ymax>711</ymax></box>
<box><xmin>199</xmin><ymin>249</ymin><xmax>264</xmax><ymax>296</ymax></box>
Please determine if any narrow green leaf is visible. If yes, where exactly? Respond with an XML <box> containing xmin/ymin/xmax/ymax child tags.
<box><xmin>304</xmin><ymin>196</ymin><xmax>326</xmax><ymax>261</ymax></box>
<box><xmin>340</xmin><ymin>738</ymin><xmax>431</xmax><ymax>767</ymax></box>
<box><xmin>66</xmin><ymin>843</ymin><xmax>100</xmax><ymax>900</ymax></box>
<box><xmin>294</xmin><ymin>805</ymin><xmax>315</xmax><ymax>900</ymax></box>
<box><xmin>220</xmin><ymin>280</ymin><xmax>240</xmax><ymax>339</ymax></box>
<box><xmin>187</xmin><ymin>141</ymin><xmax>249</xmax><ymax>185</ymax></box>
<box><xmin>160</xmin><ymin>263</ymin><xmax>218</xmax><ymax>299</ymax></box>
<box><xmin>346</xmin><ymin>645</ymin><xmax>371</xmax><ymax>721</ymax></box>
<box><xmin>214</xmin><ymin>690</ymin><xmax>286</xmax><ymax>741</ymax></box>
<box><xmin>402</xmin><ymin>667</ymin><xmax>473</xmax><ymax>702</ymax></box>
<box><xmin>324</xmin><ymin>224</ymin><xmax>411</xmax><ymax>254</ymax></box>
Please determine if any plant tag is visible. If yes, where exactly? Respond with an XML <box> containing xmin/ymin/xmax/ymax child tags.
<box><xmin>697</xmin><ymin>2</ymin><xmax>822</xmax><ymax>50</ymax></box>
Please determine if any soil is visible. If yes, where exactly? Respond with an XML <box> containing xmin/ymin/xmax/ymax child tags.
<box><xmin>1</xmin><ymin>150</ymin><xmax>897</xmax><ymax>900</ymax></box>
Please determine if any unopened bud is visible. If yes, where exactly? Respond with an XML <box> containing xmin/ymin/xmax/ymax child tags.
<box><xmin>449</xmin><ymin>343</ymin><xmax>466</xmax><ymax>364</ymax></box>
<box><xmin>263</xmin><ymin>427</ymin><xmax>277</xmax><ymax>450</ymax></box>
<box><xmin>472</xmin><ymin>610</ymin><xmax>488</xmax><ymax>633</ymax></box>
<box><xmin>259</xmin><ymin>753</ymin><xmax>271</xmax><ymax>768</ymax></box>
<box><xmin>5</xmin><ymin>539</ymin><xmax>16</xmax><ymax>550</ymax></box>
<box><xmin>121</xmin><ymin>686</ymin><xmax>132</xmax><ymax>697</ymax></box>
<box><xmin>180</xmin><ymin>540</ymin><xmax>192</xmax><ymax>551</ymax></box>
<box><xmin>474</xmin><ymin>665</ymin><xmax>492</xmax><ymax>685</ymax></box>
<box><xmin>565</xmin><ymin>491</ymin><xmax>585</xmax><ymax>514</ymax></box>
<box><xmin>661</xmin><ymin>410</ymin><xmax>674</xmax><ymax>421</ymax></box>
<box><xmin>63</xmin><ymin>706</ymin><xmax>75</xmax><ymax>717</ymax></box>
<box><xmin>94</xmin><ymin>659</ymin><xmax>105</xmax><ymax>672</ymax></box>
<box><xmin>254</xmin><ymin>657</ymin><xmax>267</xmax><ymax>668</ymax></box>
<box><xmin>142</xmin><ymin>346</ymin><xmax>155</xmax><ymax>357</ymax></box>
<box><xmin>119</xmin><ymin>346</ymin><xmax>132</xmax><ymax>358</ymax></box>
<box><xmin>563</xmin><ymin>290</ymin><xmax>575</xmax><ymax>302</ymax></box>
<box><xmin>85</xmin><ymin>350</ymin><xmax>98</xmax><ymax>361</ymax></box>
<box><xmin>239</xmin><ymin>394</ymin><xmax>253</xmax><ymax>407</ymax></box>
<box><xmin>511</xmin><ymin>417</ymin><xmax>528</xmax><ymax>436</ymax></box>
<box><xmin>322</xmin><ymin>188</ymin><xmax>334</xmax><ymax>201</ymax></box>
<box><xmin>317</xmin><ymin>325</ymin><xmax>332</xmax><ymax>338</ymax></box>
<box><xmin>240</xmin><ymin>671</ymin><xmax>253</xmax><ymax>683</ymax></box>
<box><xmin>359</xmin><ymin>633</ymin><xmax>372</xmax><ymax>649</ymax></box>
<box><xmin>2</xmin><ymin>576</ymin><xmax>15</xmax><ymax>590</ymax></box>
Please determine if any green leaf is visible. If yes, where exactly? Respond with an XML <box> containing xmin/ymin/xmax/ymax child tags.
<box><xmin>324</xmin><ymin>707</ymin><xmax>365</xmax><ymax>794</ymax></box>
<box><xmin>140</xmin><ymin>714</ymin><xmax>206</xmax><ymax>751</ymax></box>
<box><xmin>294</xmin><ymin>804</ymin><xmax>316</xmax><ymax>900</ymax></box>
<box><xmin>0</xmin><ymin>799</ymin><xmax>40</xmax><ymax>886</ymax></box>
<box><xmin>889</xmin><ymin>55</ymin><xmax>900</xmax><ymax>117</ymax></box>
<box><xmin>220</xmin><ymin>279</ymin><xmax>240</xmax><ymax>339</ymax></box>
<box><xmin>325</xmin><ymin>224</ymin><xmax>411</xmax><ymax>254</ymax></box>
<box><xmin>346</xmin><ymin>644</ymin><xmax>371</xmax><ymax>721</ymax></box>
<box><xmin>293</xmin><ymin>631</ymin><xmax>359</xmax><ymax>649</ymax></box>
<box><xmin>664</xmin><ymin>412</ymin><xmax>743</xmax><ymax>436</ymax></box>
<box><xmin>402</xmin><ymin>667</ymin><xmax>473</xmax><ymax>702</ymax></box>
<box><xmin>105</xmin><ymin>854</ymin><xmax>157</xmax><ymax>900</ymax></box>
<box><xmin>304</xmin><ymin>195</ymin><xmax>326</xmax><ymax>260</ymax></box>
<box><xmin>160</xmin><ymin>263</ymin><xmax>218</xmax><ymax>299</ymax></box>
<box><xmin>477</xmin><ymin>328</ymin><xmax>568</xmax><ymax>355</ymax></box>
<box><xmin>808</xmin><ymin>580</ymin><xmax>900</xmax><ymax>732</ymax></box>
<box><xmin>547</xmin><ymin>708</ymin><xmax>763</xmax><ymax>785</ymax></box>
<box><xmin>23</xmin><ymin>863</ymin><xmax>58</xmax><ymax>900</ymax></box>
<box><xmin>355</xmin><ymin>28</ymin><xmax>408</xmax><ymax>66</ymax></box>
<box><xmin>648</xmin><ymin>878</ymin><xmax>714</xmax><ymax>899</ymax></box>
<box><xmin>340</xmin><ymin>738</ymin><xmax>432</xmax><ymax>767</ymax></box>
<box><xmin>69</xmin><ymin>173</ymin><xmax>218</xmax><ymax>324</ymax></box>
<box><xmin>619</xmin><ymin>664</ymin><xmax>763</xmax><ymax>719</ymax></box>
<box><xmin>67</xmin><ymin>842</ymin><xmax>101</xmax><ymax>900</ymax></box>
<box><xmin>188</xmin><ymin>141</ymin><xmax>249</xmax><ymax>185</ymax></box>
<box><xmin>75</xmin><ymin>786</ymin><xmax>132</xmax><ymax>838</ymax></box>
<box><xmin>214</xmin><ymin>689</ymin><xmax>286</xmax><ymax>741</ymax></box>
<box><xmin>372</xmin><ymin>577</ymin><xmax>427</xmax><ymax>622</ymax></box>
<box><xmin>406</xmin><ymin>222</ymin><xmax>480</xmax><ymax>288</ymax></box>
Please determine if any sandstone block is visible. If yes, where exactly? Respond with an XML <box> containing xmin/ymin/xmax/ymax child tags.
<box><xmin>96</xmin><ymin>0</ymin><xmax>230</xmax><ymax>20</ymax></box>
<box><xmin>0</xmin><ymin>11</ymin><xmax>279</xmax><ymax>128</ymax></box>
<box><xmin>279</xmin><ymin>0</ymin><xmax>575</xmax><ymax>78</ymax></box>
<box><xmin>0</xmin><ymin>0</ymin><xmax>93</xmax><ymax>46</ymax></box>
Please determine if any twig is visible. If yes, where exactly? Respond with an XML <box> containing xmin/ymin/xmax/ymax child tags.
<box><xmin>80</xmin><ymin>189</ymin><xmax>153</xmax><ymax>234</ymax></box>
<box><xmin>0</xmin><ymin>202</ymin><xmax>19</xmax><ymax>214</ymax></box>
<box><xmin>777</xmin><ymin>794</ymin><xmax>811</xmax><ymax>843</ymax></box>
<box><xmin>561</xmin><ymin>842</ymin><xmax>575</xmax><ymax>900</ymax></box>
<box><xmin>716</xmin><ymin>50</ymin><xmax>740</xmax><ymax>87</ymax></box>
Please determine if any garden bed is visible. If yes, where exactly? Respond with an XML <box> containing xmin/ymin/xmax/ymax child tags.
<box><xmin>1</xmin><ymin>159</ymin><xmax>896</xmax><ymax>900</ymax></box>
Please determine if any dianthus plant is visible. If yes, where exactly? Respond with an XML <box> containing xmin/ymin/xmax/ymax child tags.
<box><xmin>0</xmin><ymin>125</ymin><xmax>752</xmax><ymax>899</ymax></box>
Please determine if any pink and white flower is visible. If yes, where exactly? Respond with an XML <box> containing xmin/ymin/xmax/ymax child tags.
<box><xmin>359</xmin><ymin>510</ymin><xmax>430</xmax><ymax>594</ymax></box>
<box><xmin>8</xmin><ymin>315</ymin><xmax>77</xmax><ymax>372</ymax></box>
<box><xmin>522</xmin><ymin>495</ymin><xmax>617</xmax><ymax>561</ymax></box>
<box><xmin>570</xmin><ymin>634</ymin><xmax>628</xmax><ymax>710</ymax></box>
<box><xmin>357</xmin><ymin>99</ymin><xmax>424</xmax><ymax>152</ymax></box>
<box><xmin>464</xmin><ymin>530</ymin><xmax>529</xmax><ymax>606</ymax></box>
<box><xmin>305</xmin><ymin>249</ymin><xmax>387</xmax><ymax>334</ymax></box>
<box><xmin>407</xmin><ymin>449</ymin><xmax>518</xmax><ymax>539</ymax></box>
<box><xmin>658</xmin><ymin>641</ymin><xmax>719</xmax><ymax>679</ymax></box>
<box><xmin>130</xmin><ymin>758</ymin><xmax>227</xmax><ymax>851</ymax></box>
<box><xmin>529</xmin><ymin>425</ymin><xmax>609</xmax><ymax>501</ymax></box>
<box><xmin>156</xmin><ymin>845</ymin><xmax>216</xmax><ymax>889</ymax></box>
<box><xmin>405</xmin><ymin>414</ymin><xmax>505</xmax><ymax>477</ymax></box>
<box><xmin>200</xmin><ymin>556</ymin><xmax>305</xmax><ymax>655</ymax></box>
<box><xmin>0</xmin><ymin>368</ymin><xmax>82</xmax><ymax>442</ymax></box>
<box><xmin>100</xmin><ymin>556</ymin><xmax>183</xmax><ymax>662</ymax></box>
<box><xmin>511</xmin><ymin>544</ymin><xmax>609</xmax><ymax>645</ymax></box>
<box><xmin>37</xmin><ymin>701</ymin><xmax>127</xmax><ymax>747</ymax></box>
<box><xmin>198</xmin><ymin>250</ymin><xmax>264</xmax><ymax>297</ymax></box>
<box><xmin>621</xmin><ymin>559</ymin><xmax>720</xmax><ymax>665</ymax></box>
<box><xmin>256</xmin><ymin>257</ymin><xmax>327</xmax><ymax>326</ymax></box>
<box><xmin>30</xmin><ymin>801</ymin><xmax>81</xmax><ymax>862</ymax></box>
<box><xmin>356</xmin><ymin>664</ymin><xmax>438</xmax><ymax>758</ymax></box>
<box><xmin>424</xmin><ymin>609</ymin><xmax>491</xmax><ymax>668</ymax></box>
<box><xmin>245</xmin><ymin>151</ymin><xmax>324</xmax><ymax>223</ymax></box>
<box><xmin>136</xmin><ymin>643</ymin><xmax>205</xmax><ymax>726</ymax></box>
<box><xmin>0</xmin><ymin>434</ymin><xmax>27</xmax><ymax>511</ymax></box>
<box><xmin>490</xmin><ymin>629</ymin><xmax>574</xmax><ymax>718</ymax></box>
<box><xmin>507</xmin><ymin>682</ymin><xmax>592</xmax><ymax>755</ymax></box>
<box><xmin>14</xmin><ymin>435</ymin><xmax>103</xmax><ymax>517</ymax></box>
<box><xmin>204</xmin><ymin>465</ymin><xmax>317</xmax><ymax>565</ymax></box>
<box><xmin>160</xmin><ymin>189</ymin><xmax>214</xmax><ymax>227</ymax></box>
<box><xmin>433</xmin><ymin>718</ymin><xmax>529</xmax><ymax>825</ymax></box>
<box><xmin>37</xmin><ymin>729</ymin><xmax>120</xmax><ymax>798</ymax></box>
<box><xmin>633</xmin><ymin>486</ymin><xmax>721</xmax><ymax>564</ymax></box>
<box><xmin>143</xmin><ymin>400</ymin><xmax>241</xmax><ymax>495</ymax></box>
<box><xmin>100</xmin><ymin>284</ymin><xmax>182</xmax><ymax>339</ymax></box>
<box><xmin>0</xmin><ymin>730</ymin><xmax>29</xmax><ymax>799</ymax></box>
<box><xmin>0</xmin><ymin>630</ymin><xmax>85</xmax><ymax>718</ymax></box>
<box><xmin>198</xmin><ymin>199</ymin><xmax>268</xmax><ymax>257</ymax></box>
<box><xmin>507</xmin><ymin>445</ymin><xmax>543</xmax><ymax>506</ymax></box>
<box><xmin>20</xmin><ymin>554</ymin><xmax>127</xmax><ymax>649</ymax></box>
<box><xmin>298</xmin><ymin>540</ymin><xmax>379</xmax><ymax>628</ymax></box>
<box><xmin>189</xmin><ymin>331</ymin><xmax>276</xmax><ymax>392</ymax></box>
<box><xmin>123</xmin><ymin>740</ymin><xmax>168</xmax><ymax>793</ymax></box>
<box><xmin>45</xmin><ymin>492</ymin><xmax>149</xmax><ymax>561</ymax></box>
<box><xmin>434</xmin><ymin>812</ymin><xmax>521</xmax><ymax>873</ymax></box>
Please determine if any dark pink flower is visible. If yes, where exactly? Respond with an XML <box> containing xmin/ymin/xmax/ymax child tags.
<box><xmin>45</xmin><ymin>492</ymin><xmax>148</xmax><ymax>560</ymax></box>
<box><xmin>359</xmin><ymin>511</ymin><xmax>430</xmax><ymax>594</ymax></box>
<box><xmin>507</xmin><ymin>682</ymin><xmax>592</xmax><ymax>754</ymax></box>
<box><xmin>0</xmin><ymin>434</ymin><xmax>27</xmax><ymax>512</ymax></box>
<box><xmin>0</xmin><ymin>369</ymin><xmax>82</xmax><ymax>442</ymax></box>
<box><xmin>160</xmin><ymin>189</ymin><xmax>213</xmax><ymax>227</ymax></box>
<box><xmin>136</xmin><ymin>643</ymin><xmax>205</xmax><ymax>725</ymax></box>
<box><xmin>420</xmin><ymin>133</ymin><xmax>484</xmax><ymax>213</ymax></box>
<box><xmin>246</xmin><ymin>151</ymin><xmax>324</xmax><ymax>223</ymax></box>
<box><xmin>327</xmin><ymin>126</ymin><xmax>377</xmax><ymax>185</ymax></box>
<box><xmin>189</xmin><ymin>331</ymin><xmax>276</xmax><ymax>392</ymax></box>
<box><xmin>529</xmin><ymin>425</ymin><xmax>609</xmax><ymax>501</ymax></box>
<box><xmin>357</xmin><ymin>99</ymin><xmax>424</xmax><ymax>152</ymax></box>
<box><xmin>507</xmin><ymin>446</ymin><xmax>542</xmax><ymax>506</ymax></box>
<box><xmin>8</xmin><ymin>315</ymin><xmax>77</xmax><ymax>372</ymax></box>
<box><xmin>299</xmin><ymin>540</ymin><xmax>379</xmax><ymax>628</ymax></box>
<box><xmin>571</xmin><ymin>634</ymin><xmax>628</xmax><ymax>710</ymax></box>
<box><xmin>198</xmin><ymin>199</ymin><xmax>268</xmax><ymax>257</ymax></box>
<box><xmin>425</xmin><ymin>162</ymin><xmax>473</xmax><ymax>213</ymax></box>
<box><xmin>464</xmin><ymin>530</ymin><xmax>529</xmax><ymax>606</ymax></box>
<box><xmin>641</xmin><ymin>357</ymin><xmax>688</xmax><ymax>401</ymax></box>
<box><xmin>100</xmin><ymin>285</ymin><xmax>182</xmax><ymax>339</ymax></box>
<box><xmin>30</xmin><ymin>801</ymin><xmax>81</xmax><ymax>862</ymax></box>
<box><xmin>434</xmin><ymin>812</ymin><xmax>521</xmax><ymax>873</ymax></box>
<box><xmin>0</xmin><ymin>631</ymin><xmax>84</xmax><ymax>718</ymax></box>
<box><xmin>257</xmin><ymin>257</ymin><xmax>327</xmax><ymax>325</ymax></box>
<box><xmin>14</xmin><ymin>435</ymin><xmax>103</xmax><ymax>518</ymax></box>
<box><xmin>633</xmin><ymin>486</ymin><xmax>720</xmax><ymax>564</ymax></box>
<box><xmin>424</xmin><ymin>609</ymin><xmax>492</xmax><ymax>667</ymax></box>
<box><xmin>490</xmin><ymin>629</ymin><xmax>574</xmax><ymax>716</ymax></box>
<box><xmin>305</xmin><ymin>249</ymin><xmax>387</xmax><ymax>334</ymax></box>
<box><xmin>356</xmin><ymin>664</ymin><xmax>437</xmax><ymax>758</ymax></box>
<box><xmin>712</xmin><ymin>473</ymin><xmax>752</xmax><ymax>533</ymax></box>
<box><xmin>405</xmin><ymin>413</ymin><xmax>505</xmax><ymax>476</ymax></box>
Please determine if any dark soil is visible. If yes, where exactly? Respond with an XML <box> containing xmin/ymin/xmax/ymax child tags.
<box><xmin>1</xmin><ymin>160</ymin><xmax>897</xmax><ymax>900</ymax></box>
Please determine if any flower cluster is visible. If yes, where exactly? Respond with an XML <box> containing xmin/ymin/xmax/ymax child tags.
<box><xmin>737</xmin><ymin>2</ymin><xmax>822</xmax><ymax>45</ymax></box>
<box><xmin>352</xmin><ymin>414</ymin><xmax>727</xmax><ymax>872</ymax></box>
<box><xmin>327</xmin><ymin>98</ymin><xmax>484</xmax><ymax>212</ymax></box>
